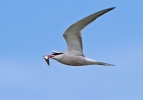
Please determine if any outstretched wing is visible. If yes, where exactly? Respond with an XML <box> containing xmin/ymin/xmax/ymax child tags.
<box><xmin>63</xmin><ymin>7</ymin><xmax>115</xmax><ymax>56</ymax></box>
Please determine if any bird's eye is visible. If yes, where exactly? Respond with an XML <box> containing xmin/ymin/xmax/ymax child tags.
<box><xmin>52</xmin><ymin>53</ymin><xmax>63</xmax><ymax>55</ymax></box>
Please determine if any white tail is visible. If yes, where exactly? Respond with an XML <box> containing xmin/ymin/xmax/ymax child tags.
<box><xmin>85</xmin><ymin>58</ymin><xmax>115</xmax><ymax>66</ymax></box>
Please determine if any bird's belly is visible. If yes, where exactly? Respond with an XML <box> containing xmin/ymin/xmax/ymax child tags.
<box><xmin>57</xmin><ymin>56</ymin><xmax>85</xmax><ymax>66</ymax></box>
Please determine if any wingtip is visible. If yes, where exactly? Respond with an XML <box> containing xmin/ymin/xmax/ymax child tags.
<box><xmin>105</xmin><ymin>64</ymin><xmax>115</xmax><ymax>66</ymax></box>
<box><xmin>110</xmin><ymin>64</ymin><xmax>115</xmax><ymax>66</ymax></box>
<box><xmin>108</xmin><ymin>7</ymin><xmax>116</xmax><ymax>10</ymax></box>
<box><xmin>111</xmin><ymin>7</ymin><xmax>116</xmax><ymax>9</ymax></box>
<box><xmin>100</xmin><ymin>7</ymin><xmax>116</xmax><ymax>14</ymax></box>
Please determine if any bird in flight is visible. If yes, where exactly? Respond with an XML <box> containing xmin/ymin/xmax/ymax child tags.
<box><xmin>44</xmin><ymin>7</ymin><xmax>115</xmax><ymax>66</ymax></box>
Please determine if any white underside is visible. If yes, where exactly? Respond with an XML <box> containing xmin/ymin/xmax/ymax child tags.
<box><xmin>52</xmin><ymin>54</ymin><xmax>114</xmax><ymax>66</ymax></box>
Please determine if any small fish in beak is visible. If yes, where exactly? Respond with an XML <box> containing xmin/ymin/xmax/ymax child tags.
<box><xmin>43</xmin><ymin>55</ymin><xmax>50</xmax><ymax>67</ymax></box>
<box><xmin>43</xmin><ymin>55</ymin><xmax>54</xmax><ymax>67</ymax></box>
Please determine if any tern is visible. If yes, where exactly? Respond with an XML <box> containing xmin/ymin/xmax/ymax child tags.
<box><xmin>44</xmin><ymin>7</ymin><xmax>115</xmax><ymax>66</ymax></box>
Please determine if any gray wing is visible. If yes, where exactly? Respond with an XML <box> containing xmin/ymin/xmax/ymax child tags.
<box><xmin>63</xmin><ymin>7</ymin><xmax>115</xmax><ymax>56</ymax></box>
<box><xmin>52</xmin><ymin>50</ymin><xmax>63</xmax><ymax>54</ymax></box>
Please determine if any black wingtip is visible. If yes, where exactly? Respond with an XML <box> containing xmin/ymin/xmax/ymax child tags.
<box><xmin>112</xmin><ymin>7</ymin><xmax>116</xmax><ymax>8</ymax></box>
<box><xmin>112</xmin><ymin>7</ymin><xmax>116</xmax><ymax>9</ymax></box>
<box><xmin>110</xmin><ymin>7</ymin><xmax>116</xmax><ymax>10</ymax></box>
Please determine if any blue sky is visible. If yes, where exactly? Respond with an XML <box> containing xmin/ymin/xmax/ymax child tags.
<box><xmin>0</xmin><ymin>0</ymin><xmax>143</xmax><ymax>100</ymax></box>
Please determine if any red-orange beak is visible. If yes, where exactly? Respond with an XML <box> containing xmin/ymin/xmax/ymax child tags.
<box><xmin>48</xmin><ymin>55</ymin><xmax>54</xmax><ymax>58</ymax></box>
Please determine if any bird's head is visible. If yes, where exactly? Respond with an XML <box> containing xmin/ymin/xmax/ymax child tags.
<box><xmin>43</xmin><ymin>52</ymin><xmax>63</xmax><ymax>66</ymax></box>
